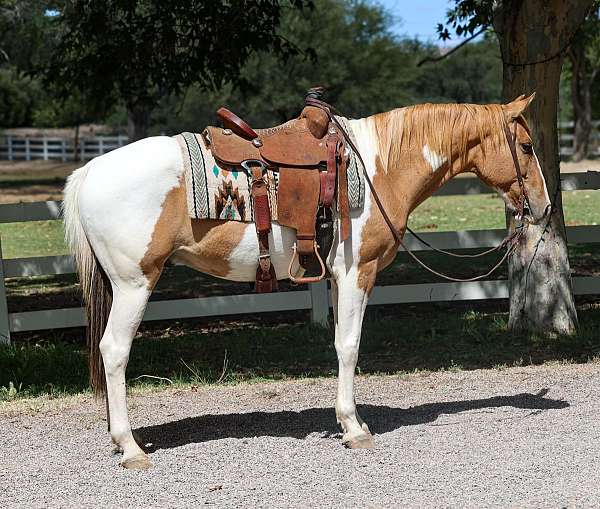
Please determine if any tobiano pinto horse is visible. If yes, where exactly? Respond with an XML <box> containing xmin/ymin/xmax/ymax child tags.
<box><xmin>63</xmin><ymin>93</ymin><xmax>550</xmax><ymax>469</ymax></box>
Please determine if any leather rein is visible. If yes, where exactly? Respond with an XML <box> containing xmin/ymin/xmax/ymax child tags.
<box><xmin>305</xmin><ymin>97</ymin><xmax>530</xmax><ymax>283</ymax></box>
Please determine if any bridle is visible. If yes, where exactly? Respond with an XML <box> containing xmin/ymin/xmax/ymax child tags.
<box><xmin>305</xmin><ymin>96</ymin><xmax>531</xmax><ymax>282</ymax></box>
<box><xmin>503</xmin><ymin>120</ymin><xmax>532</xmax><ymax>220</ymax></box>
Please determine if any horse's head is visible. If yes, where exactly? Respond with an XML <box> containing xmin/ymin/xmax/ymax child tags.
<box><xmin>475</xmin><ymin>93</ymin><xmax>551</xmax><ymax>224</ymax></box>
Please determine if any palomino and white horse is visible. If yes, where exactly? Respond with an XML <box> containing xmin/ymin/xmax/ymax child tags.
<box><xmin>63</xmin><ymin>94</ymin><xmax>550</xmax><ymax>469</ymax></box>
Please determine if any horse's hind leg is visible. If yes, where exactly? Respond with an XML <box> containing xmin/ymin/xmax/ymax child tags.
<box><xmin>331</xmin><ymin>264</ymin><xmax>376</xmax><ymax>449</ymax></box>
<box><xmin>100</xmin><ymin>281</ymin><xmax>153</xmax><ymax>469</ymax></box>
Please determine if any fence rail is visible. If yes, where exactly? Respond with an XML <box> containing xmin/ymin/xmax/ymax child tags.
<box><xmin>0</xmin><ymin>172</ymin><xmax>599</xmax><ymax>343</ymax></box>
<box><xmin>1</xmin><ymin>121</ymin><xmax>597</xmax><ymax>161</ymax></box>
<box><xmin>559</xmin><ymin>120</ymin><xmax>600</xmax><ymax>156</ymax></box>
<box><xmin>0</xmin><ymin>135</ymin><xmax>128</xmax><ymax>162</ymax></box>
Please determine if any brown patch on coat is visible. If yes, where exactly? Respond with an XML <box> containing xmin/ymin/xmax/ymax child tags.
<box><xmin>139</xmin><ymin>180</ymin><xmax>248</xmax><ymax>287</ymax></box>
<box><xmin>356</xmin><ymin>155</ymin><xmax>405</xmax><ymax>295</ymax></box>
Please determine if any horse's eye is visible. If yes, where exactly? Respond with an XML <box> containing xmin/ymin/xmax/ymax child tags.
<box><xmin>521</xmin><ymin>143</ymin><xmax>533</xmax><ymax>154</ymax></box>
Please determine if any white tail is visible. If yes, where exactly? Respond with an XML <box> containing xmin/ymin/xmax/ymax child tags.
<box><xmin>62</xmin><ymin>163</ymin><xmax>94</xmax><ymax>297</ymax></box>
<box><xmin>62</xmin><ymin>162</ymin><xmax>111</xmax><ymax>394</ymax></box>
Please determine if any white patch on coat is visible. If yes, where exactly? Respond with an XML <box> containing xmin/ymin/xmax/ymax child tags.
<box><xmin>422</xmin><ymin>144</ymin><xmax>447</xmax><ymax>172</ymax></box>
<box><xmin>78</xmin><ymin>136</ymin><xmax>183</xmax><ymax>285</ymax></box>
<box><xmin>533</xmin><ymin>147</ymin><xmax>549</xmax><ymax>203</ymax></box>
<box><xmin>224</xmin><ymin>223</ymin><xmax>298</xmax><ymax>282</ymax></box>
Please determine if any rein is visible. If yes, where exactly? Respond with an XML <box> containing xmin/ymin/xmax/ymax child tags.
<box><xmin>305</xmin><ymin>96</ymin><xmax>529</xmax><ymax>282</ymax></box>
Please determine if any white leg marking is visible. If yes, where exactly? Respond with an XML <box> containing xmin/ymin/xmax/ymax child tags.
<box><xmin>331</xmin><ymin>270</ymin><xmax>372</xmax><ymax>446</ymax></box>
<box><xmin>100</xmin><ymin>283</ymin><xmax>151</xmax><ymax>465</ymax></box>
<box><xmin>422</xmin><ymin>144</ymin><xmax>447</xmax><ymax>172</ymax></box>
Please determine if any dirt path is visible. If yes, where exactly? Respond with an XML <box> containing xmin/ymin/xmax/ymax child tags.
<box><xmin>1</xmin><ymin>363</ymin><xmax>600</xmax><ymax>508</ymax></box>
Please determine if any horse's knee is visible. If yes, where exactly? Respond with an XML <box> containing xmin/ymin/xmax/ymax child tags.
<box><xmin>335</xmin><ymin>334</ymin><xmax>360</xmax><ymax>365</ymax></box>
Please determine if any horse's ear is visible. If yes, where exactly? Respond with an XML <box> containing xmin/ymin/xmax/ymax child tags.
<box><xmin>504</xmin><ymin>92</ymin><xmax>536</xmax><ymax>120</ymax></box>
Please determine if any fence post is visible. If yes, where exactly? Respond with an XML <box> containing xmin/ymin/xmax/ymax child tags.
<box><xmin>310</xmin><ymin>280</ymin><xmax>330</xmax><ymax>326</ymax></box>
<box><xmin>80</xmin><ymin>139</ymin><xmax>85</xmax><ymax>161</ymax></box>
<box><xmin>25</xmin><ymin>138</ymin><xmax>31</xmax><ymax>161</ymax></box>
<box><xmin>98</xmin><ymin>137</ymin><xmax>104</xmax><ymax>155</ymax></box>
<box><xmin>42</xmin><ymin>137</ymin><xmax>48</xmax><ymax>161</ymax></box>
<box><xmin>7</xmin><ymin>135</ymin><xmax>13</xmax><ymax>161</ymax></box>
<box><xmin>0</xmin><ymin>236</ymin><xmax>10</xmax><ymax>344</ymax></box>
<box><xmin>61</xmin><ymin>139</ymin><xmax>67</xmax><ymax>162</ymax></box>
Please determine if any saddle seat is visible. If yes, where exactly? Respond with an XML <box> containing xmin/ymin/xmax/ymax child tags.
<box><xmin>203</xmin><ymin>110</ymin><xmax>330</xmax><ymax>167</ymax></box>
<box><xmin>202</xmin><ymin>95</ymin><xmax>350</xmax><ymax>293</ymax></box>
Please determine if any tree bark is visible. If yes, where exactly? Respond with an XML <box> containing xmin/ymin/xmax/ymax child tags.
<box><xmin>569</xmin><ymin>42</ymin><xmax>596</xmax><ymax>162</ymax></box>
<box><xmin>493</xmin><ymin>0</ymin><xmax>593</xmax><ymax>335</ymax></box>
<box><xmin>127</xmin><ymin>104</ymin><xmax>150</xmax><ymax>142</ymax></box>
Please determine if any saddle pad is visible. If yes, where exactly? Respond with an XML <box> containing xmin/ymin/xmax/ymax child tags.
<box><xmin>174</xmin><ymin>119</ymin><xmax>364</xmax><ymax>222</ymax></box>
<box><xmin>175</xmin><ymin>132</ymin><xmax>278</xmax><ymax>222</ymax></box>
<box><xmin>335</xmin><ymin>116</ymin><xmax>365</xmax><ymax>212</ymax></box>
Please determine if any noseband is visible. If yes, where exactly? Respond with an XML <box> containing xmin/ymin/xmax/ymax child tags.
<box><xmin>305</xmin><ymin>97</ymin><xmax>529</xmax><ymax>282</ymax></box>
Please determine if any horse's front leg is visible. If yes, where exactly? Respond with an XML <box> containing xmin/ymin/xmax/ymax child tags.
<box><xmin>331</xmin><ymin>262</ymin><xmax>376</xmax><ymax>448</ymax></box>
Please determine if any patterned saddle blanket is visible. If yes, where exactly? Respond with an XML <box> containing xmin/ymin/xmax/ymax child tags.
<box><xmin>174</xmin><ymin>117</ymin><xmax>365</xmax><ymax>222</ymax></box>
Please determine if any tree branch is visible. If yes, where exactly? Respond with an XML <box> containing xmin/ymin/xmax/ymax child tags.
<box><xmin>417</xmin><ymin>27</ymin><xmax>487</xmax><ymax>67</ymax></box>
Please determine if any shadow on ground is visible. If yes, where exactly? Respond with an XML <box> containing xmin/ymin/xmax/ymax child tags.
<box><xmin>137</xmin><ymin>389</ymin><xmax>568</xmax><ymax>451</ymax></box>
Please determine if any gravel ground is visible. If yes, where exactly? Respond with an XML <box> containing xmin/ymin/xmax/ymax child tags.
<box><xmin>2</xmin><ymin>363</ymin><xmax>600</xmax><ymax>508</ymax></box>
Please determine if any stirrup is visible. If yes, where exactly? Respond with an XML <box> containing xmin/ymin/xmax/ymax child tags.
<box><xmin>288</xmin><ymin>241</ymin><xmax>326</xmax><ymax>284</ymax></box>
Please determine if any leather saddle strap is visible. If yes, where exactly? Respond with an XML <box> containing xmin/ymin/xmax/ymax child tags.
<box><xmin>322</xmin><ymin>130</ymin><xmax>339</xmax><ymax>208</ymax></box>
<box><xmin>250</xmin><ymin>166</ymin><xmax>277</xmax><ymax>292</ymax></box>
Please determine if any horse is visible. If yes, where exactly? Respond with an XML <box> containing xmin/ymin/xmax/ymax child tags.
<box><xmin>63</xmin><ymin>93</ymin><xmax>550</xmax><ymax>469</ymax></box>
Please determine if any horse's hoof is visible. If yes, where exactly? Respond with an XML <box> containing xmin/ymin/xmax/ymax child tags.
<box><xmin>121</xmin><ymin>453</ymin><xmax>153</xmax><ymax>470</ymax></box>
<box><xmin>344</xmin><ymin>434</ymin><xmax>374</xmax><ymax>449</ymax></box>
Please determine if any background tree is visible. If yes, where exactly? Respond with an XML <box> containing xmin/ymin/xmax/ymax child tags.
<box><xmin>440</xmin><ymin>0</ymin><xmax>594</xmax><ymax>335</ymax></box>
<box><xmin>0</xmin><ymin>0</ymin><xmax>55</xmax><ymax>72</ymax></box>
<box><xmin>148</xmin><ymin>0</ymin><xmax>503</xmax><ymax>135</ymax></box>
<box><xmin>415</xmin><ymin>36</ymin><xmax>501</xmax><ymax>104</ymax></box>
<box><xmin>567</xmin><ymin>4</ymin><xmax>600</xmax><ymax>161</ymax></box>
<box><xmin>44</xmin><ymin>0</ymin><xmax>312</xmax><ymax>141</ymax></box>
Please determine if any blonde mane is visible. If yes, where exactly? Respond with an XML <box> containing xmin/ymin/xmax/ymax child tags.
<box><xmin>374</xmin><ymin>103</ymin><xmax>512</xmax><ymax>171</ymax></box>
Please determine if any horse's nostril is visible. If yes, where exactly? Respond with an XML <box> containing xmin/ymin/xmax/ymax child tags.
<box><xmin>543</xmin><ymin>204</ymin><xmax>551</xmax><ymax>218</ymax></box>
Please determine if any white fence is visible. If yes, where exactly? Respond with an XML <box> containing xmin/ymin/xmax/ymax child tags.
<box><xmin>559</xmin><ymin>120</ymin><xmax>600</xmax><ymax>156</ymax></box>
<box><xmin>0</xmin><ymin>121</ymin><xmax>596</xmax><ymax>161</ymax></box>
<box><xmin>0</xmin><ymin>135</ymin><xmax>128</xmax><ymax>162</ymax></box>
<box><xmin>0</xmin><ymin>171</ymin><xmax>599</xmax><ymax>344</ymax></box>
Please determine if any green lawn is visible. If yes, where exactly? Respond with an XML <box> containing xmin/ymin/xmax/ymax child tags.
<box><xmin>0</xmin><ymin>190</ymin><xmax>598</xmax><ymax>259</ymax></box>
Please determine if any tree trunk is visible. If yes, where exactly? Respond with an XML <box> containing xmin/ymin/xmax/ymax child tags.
<box><xmin>127</xmin><ymin>104</ymin><xmax>150</xmax><ymax>142</ymax></box>
<box><xmin>570</xmin><ymin>43</ymin><xmax>595</xmax><ymax>162</ymax></box>
<box><xmin>493</xmin><ymin>0</ymin><xmax>592</xmax><ymax>335</ymax></box>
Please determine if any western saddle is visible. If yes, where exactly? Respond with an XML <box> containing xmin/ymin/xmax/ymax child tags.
<box><xmin>203</xmin><ymin>88</ymin><xmax>350</xmax><ymax>293</ymax></box>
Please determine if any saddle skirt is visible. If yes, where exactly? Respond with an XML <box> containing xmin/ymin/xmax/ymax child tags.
<box><xmin>174</xmin><ymin>117</ymin><xmax>365</xmax><ymax>223</ymax></box>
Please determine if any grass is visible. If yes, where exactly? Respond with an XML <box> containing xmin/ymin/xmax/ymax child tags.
<box><xmin>407</xmin><ymin>189</ymin><xmax>600</xmax><ymax>231</ymax></box>
<box><xmin>0</xmin><ymin>220</ymin><xmax>68</xmax><ymax>259</ymax></box>
<box><xmin>1</xmin><ymin>302</ymin><xmax>599</xmax><ymax>402</ymax></box>
<box><xmin>0</xmin><ymin>189</ymin><xmax>598</xmax><ymax>259</ymax></box>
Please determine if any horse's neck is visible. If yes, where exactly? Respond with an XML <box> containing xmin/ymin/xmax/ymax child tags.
<box><xmin>352</xmin><ymin>114</ymin><xmax>470</xmax><ymax>230</ymax></box>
